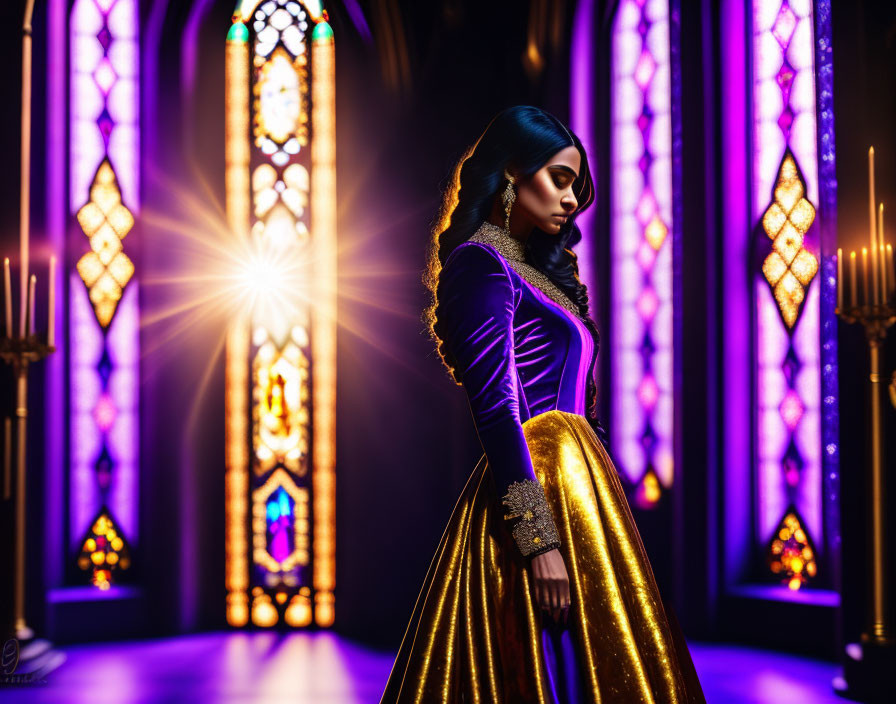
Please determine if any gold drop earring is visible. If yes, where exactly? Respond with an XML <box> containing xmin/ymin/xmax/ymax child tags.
<box><xmin>502</xmin><ymin>171</ymin><xmax>516</xmax><ymax>232</ymax></box>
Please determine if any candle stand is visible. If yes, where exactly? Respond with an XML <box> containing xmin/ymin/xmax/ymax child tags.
<box><xmin>1</xmin><ymin>334</ymin><xmax>54</xmax><ymax>644</ymax></box>
<box><xmin>834</xmin><ymin>301</ymin><xmax>896</xmax><ymax>701</ymax></box>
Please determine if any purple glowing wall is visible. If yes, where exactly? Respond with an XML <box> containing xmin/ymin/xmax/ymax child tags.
<box><xmin>69</xmin><ymin>0</ymin><xmax>140</xmax><ymax>584</ymax></box>
<box><xmin>610</xmin><ymin>0</ymin><xmax>674</xmax><ymax>506</ymax></box>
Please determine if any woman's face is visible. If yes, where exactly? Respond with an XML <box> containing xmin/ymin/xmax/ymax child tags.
<box><xmin>512</xmin><ymin>146</ymin><xmax>582</xmax><ymax>235</ymax></box>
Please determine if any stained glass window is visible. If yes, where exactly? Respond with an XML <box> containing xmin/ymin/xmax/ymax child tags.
<box><xmin>610</xmin><ymin>0</ymin><xmax>675</xmax><ymax>508</ymax></box>
<box><xmin>751</xmin><ymin>0</ymin><xmax>833</xmax><ymax>591</ymax></box>
<box><xmin>69</xmin><ymin>0</ymin><xmax>140</xmax><ymax>589</ymax></box>
<box><xmin>225</xmin><ymin>0</ymin><xmax>336</xmax><ymax>629</ymax></box>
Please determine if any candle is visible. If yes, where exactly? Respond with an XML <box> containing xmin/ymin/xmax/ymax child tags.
<box><xmin>19</xmin><ymin>249</ymin><xmax>27</xmax><ymax>339</ymax></box>
<box><xmin>837</xmin><ymin>247</ymin><xmax>844</xmax><ymax>311</ymax></box>
<box><xmin>850</xmin><ymin>251</ymin><xmax>858</xmax><ymax>308</ymax></box>
<box><xmin>887</xmin><ymin>244</ymin><xmax>895</xmax><ymax>304</ymax></box>
<box><xmin>872</xmin><ymin>237</ymin><xmax>880</xmax><ymax>304</ymax></box>
<box><xmin>3</xmin><ymin>257</ymin><xmax>11</xmax><ymax>336</ymax></box>
<box><xmin>879</xmin><ymin>203</ymin><xmax>887</xmax><ymax>302</ymax></box>
<box><xmin>27</xmin><ymin>274</ymin><xmax>35</xmax><ymax>337</ymax></box>
<box><xmin>869</xmin><ymin>148</ymin><xmax>878</xmax><ymax>299</ymax></box>
<box><xmin>48</xmin><ymin>255</ymin><xmax>56</xmax><ymax>348</ymax></box>
<box><xmin>862</xmin><ymin>247</ymin><xmax>870</xmax><ymax>305</ymax></box>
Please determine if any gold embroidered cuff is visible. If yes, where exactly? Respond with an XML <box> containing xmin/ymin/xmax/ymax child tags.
<box><xmin>501</xmin><ymin>479</ymin><xmax>561</xmax><ymax>557</ymax></box>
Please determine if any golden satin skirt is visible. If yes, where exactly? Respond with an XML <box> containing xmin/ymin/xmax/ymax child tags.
<box><xmin>381</xmin><ymin>410</ymin><xmax>705</xmax><ymax>703</ymax></box>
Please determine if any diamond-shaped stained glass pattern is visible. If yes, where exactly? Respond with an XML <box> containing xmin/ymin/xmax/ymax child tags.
<box><xmin>777</xmin><ymin>105</ymin><xmax>795</xmax><ymax>136</ymax></box>
<box><xmin>645</xmin><ymin>214</ymin><xmax>668</xmax><ymax>251</ymax></box>
<box><xmin>97</xmin><ymin>108</ymin><xmax>114</xmax><ymax>146</ymax></box>
<box><xmin>781</xmin><ymin>441</ymin><xmax>805</xmax><ymax>488</ymax></box>
<box><xmin>639</xmin><ymin>331</ymin><xmax>656</xmax><ymax>359</ymax></box>
<box><xmin>636</xmin><ymin>190</ymin><xmax>656</xmax><ymax>225</ymax></box>
<box><xmin>637</xmin><ymin>17</ymin><xmax>649</xmax><ymax>38</ymax></box>
<box><xmin>93</xmin><ymin>56</ymin><xmax>117</xmax><ymax>94</ymax></box>
<box><xmin>76</xmin><ymin>159</ymin><xmax>135</xmax><ymax>329</ymax></box>
<box><xmin>766</xmin><ymin>508</ymin><xmax>816</xmax><ymax>590</ymax></box>
<box><xmin>773</xmin><ymin>222</ymin><xmax>802</xmax><ymax>265</ymax></box>
<box><xmin>790</xmin><ymin>249</ymin><xmax>818</xmax><ymax>286</ymax></box>
<box><xmin>76</xmin><ymin>508</ymin><xmax>131</xmax><ymax>590</ymax></box>
<box><xmin>771</xmin><ymin>3</ymin><xmax>797</xmax><ymax>48</ymax></box>
<box><xmin>634</xmin><ymin>50</ymin><xmax>656</xmax><ymax>89</ymax></box>
<box><xmin>94</xmin><ymin>446</ymin><xmax>113</xmax><ymax>490</ymax></box>
<box><xmin>781</xmin><ymin>344</ymin><xmax>802</xmax><ymax>385</ymax></box>
<box><xmin>762</xmin><ymin>252</ymin><xmax>788</xmax><ymax>285</ymax></box>
<box><xmin>97</xmin><ymin>25</ymin><xmax>112</xmax><ymax>52</ymax></box>
<box><xmin>779</xmin><ymin>389</ymin><xmax>805</xmax><ymax>430</ymax></box>
<box><xmin>637</xmin><ymin>108</ymin><xmax>652</xmax><ymax>135</ymax></box>
<box><xmin>637</xmin><ymin>240</ymin><xmax>657</xmax><ymax>271</ymax></box>
<box><xmin>776</xmin><ymin>60</ymin><xmax>795</xmax><ymax>100</ymax></box>
<box><xmin>640</xmin><ymin>424</ymin><xmax>657</xmax><ymax>454</ymax></box>
<box><xmin>761</xmin><ymin>151</ymin><xmax>817</xmax><ymax>329</ymax></box>
<box><xmin>637</xmin><ymin>374</ymin><xmax>659</xmax><ymax>410</ymax></box>
<box><xmin>93</xmin><ymin>393</ymin><xmax>118</xmax><ymax>432</ymax></box>
<box><xmin>638</xmin><ymin>152</ymin><xmax>653</xmax><ymax>174</ymax></box>
<box><xmin>774</xmin><ymin>272</ymin><xmax>806</xmax><ymax>328</ymax></box>
<box><xmin>636</xmin><ymin>287</ymin><xmax>659</xmax><ymax>322</ymax></box>
<box><xmin>97</xmin><ymin>348</ymin><xmax>113</xmax><ymax>384</ymax></box>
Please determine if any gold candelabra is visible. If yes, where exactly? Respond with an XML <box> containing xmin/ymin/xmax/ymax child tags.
<box><xmin>1</xmin><ymin>0</ymin><xmax>55</xmax><ymax>644</ymax></box>
<box><xmin>833</xmin><ymin>146</ymin><xmax>896</xmax><ymax>701</ymax></box>
<box><xmin>1</xmin><ymin>333</ymin><xmax>54</xmax><ymax>642</ymax></box>
<box><xmin>835</xmin><ymin>301</ymin><xmax>893</xmax><ymax>648</ymax></box>
<box><xmin>836</xmin><ymin>146</ymin><xmax>894</xmax><ymax>648</ymax></box>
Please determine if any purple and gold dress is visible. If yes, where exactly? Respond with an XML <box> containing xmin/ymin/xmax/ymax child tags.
<box><xmin>381</xmin><ymin>221</ymin><xmax>705</xmax><ymax>703</ymax></box>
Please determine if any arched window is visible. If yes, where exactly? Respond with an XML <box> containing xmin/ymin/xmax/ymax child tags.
<box><xmin>224</xmin><ymin>0</ymin><xmax>336</xmax><ymax>629</ymax></box>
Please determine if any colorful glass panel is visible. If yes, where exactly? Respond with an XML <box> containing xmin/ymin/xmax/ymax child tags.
<box><xmin>69</xmin><ymin>0</ymin><xmax>140</xmax><ymax>586</ymax></box>
<box><xmin>766</xmin><ymin>507</ymin><xmax>818</xmax><ymax>590</ymax></box>
<box><xmin>752</xmin><ymin>0</ymin><xmax>822</xmax><ymax>587</ymax></box>
<box><xmin>610</xmin><ymin>0</ymin><xmax>675</xmax><ymax>506</ymax></box>
<box><xmin>76</xmin><ymin>508</ymin><xmax>132</xmax><ymax>590</ymax></box>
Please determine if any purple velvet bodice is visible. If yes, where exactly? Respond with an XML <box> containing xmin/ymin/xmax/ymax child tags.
<box><xmin>436</xmin><ymin>240</ymin><xmax>597</xmax><ymax>498</ymax></box>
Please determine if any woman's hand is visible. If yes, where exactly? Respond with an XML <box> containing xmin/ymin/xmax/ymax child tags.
<box><xmin>530</xmin><ymin>548</ymin><xmax>570</xmax><ymax>624</ymax></box>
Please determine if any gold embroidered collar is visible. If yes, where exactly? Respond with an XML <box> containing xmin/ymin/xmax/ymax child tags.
<box><xmin>467</xmin><ymin>221</ymin><xmax>581</xmax><ymax>317</ymax></box>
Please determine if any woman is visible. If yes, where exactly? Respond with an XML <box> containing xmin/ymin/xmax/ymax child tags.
<box><xmin>381</xmin><ymin>106</ymin><xmax>705</xmax><ymax>703</ymax></box>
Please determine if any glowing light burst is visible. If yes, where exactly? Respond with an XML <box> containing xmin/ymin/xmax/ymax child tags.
<box><xmin>234</xmin><ymin>233</ymin><xmax>313</xmax><ymax>334</ymax></box>
<box><xmin>131</xmin><ymin>8</ymin><xmax>444</xmax><ymax>624</ymax></box>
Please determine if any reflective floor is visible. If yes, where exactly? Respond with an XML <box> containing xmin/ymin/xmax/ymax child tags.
<box><xmin>0</xmin><ymin>631</ymin><xmax>845</xmax><ymax>703</ymax></box>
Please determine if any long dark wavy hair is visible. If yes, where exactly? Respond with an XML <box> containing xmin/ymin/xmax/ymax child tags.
<box><xmin>423</xmin><ymin>105</ymin><xmax>606</xmax><ymax>437</ymax></box>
